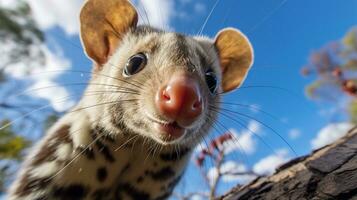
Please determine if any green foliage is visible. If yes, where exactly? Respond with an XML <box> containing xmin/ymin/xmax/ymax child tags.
<box><xmin>0</xmin><ymin>1</ymin><xmax>45</xmax><ymax>73</ymax></box>
<box><xmin>343</xmin><ymin>27</ymin><xmax>357</xmax><ymax>52</ymax></box>
<box><xmin>0</xmin><ymin>166</ymin><xmax>7</xmax><ymax>194</ymax></box>
<box><xmin>348</xmin><ymin>100</ymin><xmax>357</xmax><ymax>124</ymax></box>
<box><xmin>0</xmin><ymin>0</ymin><xmax>46</xmax><ymax>193</ymax></box>
<box><xmin>0</xmin><ymin>120</ymin><xmax>30</xmax><ymax>160</ymax></box>
<box><xmin>0</xmin><ymin>120</ymin><xmax>30</xmax><ymax>194</ymax></box>
<box><xmin>0</xmin><ymin>2</ymin><xmax>44</xmax><ymax>44</ymax></box>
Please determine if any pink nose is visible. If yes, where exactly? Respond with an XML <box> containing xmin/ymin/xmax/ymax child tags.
<box><xmin>155</xmin><ymin>75</ymin><xmax>203</xmax><ymax>127</ymax></box>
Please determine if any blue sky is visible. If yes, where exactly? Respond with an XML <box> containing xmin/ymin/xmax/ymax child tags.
<box><xmin>177</xmin><ymin>0</ymin><xmax>357</xmax><ymax>196</ymax></box>
<box><xmin>1</xmin><ymin>0</ymin><xmax>357</xmax><ymax>199</ymax></box>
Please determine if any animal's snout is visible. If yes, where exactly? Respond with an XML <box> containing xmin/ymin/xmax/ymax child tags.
<box><xmin>155</xmin><ymin>74</ymin><xmax>203</xmax><ymax>127</ymax></box>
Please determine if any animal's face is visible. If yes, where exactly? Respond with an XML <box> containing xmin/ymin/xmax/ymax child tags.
<box><xmin>79</xmin><ymin>0</ymin><xmax>254</xmax><ymax>146</ymax></box>
<box><xmin>98</xmin><ymin>27</ymin><xmax>221</xmax><ymax>145</ymax></box>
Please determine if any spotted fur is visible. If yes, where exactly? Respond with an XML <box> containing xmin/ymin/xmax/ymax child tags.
<box><xmin>7</xmin><ymin>27</ymin><xmax>224</xmax><ymax>200</ymax></box>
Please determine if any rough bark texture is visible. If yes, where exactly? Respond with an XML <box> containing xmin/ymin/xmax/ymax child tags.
<box><xmin>218</xmin><ymin>127</ymin><xmax>357</xmax><ymax>200</ymax></box>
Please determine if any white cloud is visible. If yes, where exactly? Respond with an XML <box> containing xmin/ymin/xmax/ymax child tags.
<box><xmin>30</xmin><ymin>81</ymin><xmax>74</xmax><ymax>112</ymax></box>
<box><xmin>4</xmin><ymin>0</ymin><xmax>202</xmax><ymax>112</ymax></box>
<box><xmin>220</xmin><ymin>161</ymin><xmax>255</xmax><ymax>183</ymax></box>
<box><xmin>5</xmin><ymin>44</ymin><xmax>75</xmax><ymax>112</ymax></box>
<box><xmin>253</xmin><ymin>149</ymin><xmax>290</xmax><ymax>175</ymax></box>
<box><xmin>1</xmin><ymin>0</ymin><xmax>80</xmax><ymax>112</ymax></box>
<box><xmin>22</xmin><ymin>0</ymin><xmax>213</xmax><ymax>35</ymax></box>
<box><xmin>311</xmin><ymin>122</ymin><xmax>353</xmax><ymax>149</ymax></box>
<box><xmin>288</xmin><ymin>128</ymin><xmax>301</xmax><ymax>140</ymax></box>
<box><xmin>207</xmin><ymin>161</ymin><xmax>255</xmax><ymax>185</ymax></box>
<box><xmin>207</xmin><ymin>167</ymin><xmax>217</xmax><ymax>185</ymax></box>
<box><xmin>29</xmin><ymin>46</ymin><xmax>75</xmax><ymax>112</ymax></box>
<box><xmin>0</xmin><ymin>0</ymin><xmax>21</xmax><ymax>9</ymax></box>
<box><xmin>25</xmin><ymin>0</ymin><xmax>83</xmax><ymax>35</ymax></box>
<box><xmin>24</xmin><ymin>0</ymin><xmax>176</xmax><ymax>34</ymax></box>
<box><xmin>248</xmin><ymin>120</ymin><xmax>260</xmax><ymax>133</ymax></box>
<box><xmin>222</xmin><ymin>121</ymin><xmax>261</xmax><ymax>155</ymax></box>
<box><xmin>194</xmin><ymin>142</ymin><xmax>208</xmax><ymax>153</ymax></box>
<box><xmin>221</xmin><ymin>161</ymin><xmax>246</xmax><ymax>175</ymax></box>
<box><xmin>191</xmin><ymin>195</ymin><xmax>205</xmax><ymax>200</ymax></box>
<box><xmin>134</xmin><ymin>0</ymin><xmax>175</xmax><ymax>29</ymax></box>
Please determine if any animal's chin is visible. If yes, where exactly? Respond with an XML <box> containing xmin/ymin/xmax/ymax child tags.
<box><xmin>153</xmin><ymin>122</ymin><xmax>186</xmax><ymax>142</ymax></box>
<box><xmin>140</xmin><ymin>118</ymin><xmax>186</xmax><ymax>144</ymax></box>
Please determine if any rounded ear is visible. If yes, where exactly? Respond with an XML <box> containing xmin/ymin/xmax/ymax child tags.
<box><xmin>80</xmin><ymin>0</ymin><xmax>138</xmax><ymax>66</ymax></box>
<box><xmin>214</xmin><ymin>28</ymin><xmax>254</xmax><ymax>93</ymax></box>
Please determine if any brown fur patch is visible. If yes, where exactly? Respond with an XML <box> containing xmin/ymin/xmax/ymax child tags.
<box><xmin>12</xmin><ymin>125</ymin><xmax>72</xmax><ymax>197</ymax></box>
<box><xmin>14</xmin><ymin>175</ymin><xmax>52</xmax><ymax>197</ymax></box>
<box><xmin>32</xmin><ymin>125</ymin><xmax>71</xmax><ymax>166</ymax></box>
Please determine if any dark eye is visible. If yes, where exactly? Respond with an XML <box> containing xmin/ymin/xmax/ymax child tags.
<box><xmin>205</xmin><ymin>69</ymin><xmax>218</xmax><ymax>94</ymax></box>
<box><xmin>123</xmin><ymin>53</ymin><xmax>147</xmax><ymax>77</ymax></box>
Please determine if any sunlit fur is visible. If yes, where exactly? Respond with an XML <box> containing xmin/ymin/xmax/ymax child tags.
<box><xmin>7</xmin><ymin>26</ymin><xmax>224</xmax><ymax>200</ymax></box>
<box><xmin>80</xmin><ymin>26</ymin><xmax>222</xmax><ymax>147</ymax></box>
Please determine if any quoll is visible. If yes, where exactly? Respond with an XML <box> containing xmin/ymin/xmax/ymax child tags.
<box><xmin>8</xmin><ymin>0</ymin><xmax>254</xmax><ymax>199</ymax></box>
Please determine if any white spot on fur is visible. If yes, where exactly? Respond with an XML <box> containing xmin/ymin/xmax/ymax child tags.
<box><xmin>30</xmin><ymin>162</ymin><xmax>59</xmax><ymax>178</ymax></box>
<box><xmin>55</xmin><ymin>143</ymin><xmax>72</xmax><ymax>161</ymax></box>
<box><xmin>70</xmin><ymin>114</ymin><xmax>92</xmax><ymax>148</ymax></box>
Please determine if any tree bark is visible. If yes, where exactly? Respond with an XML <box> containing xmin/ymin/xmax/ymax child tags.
<box><xmin>218</xmin><ymin>127</ymin><xmax>357</xmax><ymax>200</ymax></box>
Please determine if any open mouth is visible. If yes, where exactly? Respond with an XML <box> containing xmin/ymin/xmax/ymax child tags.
<box><xmin>156</xmin><ymin>121</ymin><xmax>185</xmax><ymax>139</ymax></box>
<box><xmin>145</xmin><ymin>113</ymin><xmax>187</xmax><ymax>142</ymax></box>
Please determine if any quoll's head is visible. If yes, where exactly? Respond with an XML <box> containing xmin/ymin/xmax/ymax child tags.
<box><xmin>80</xmin><ymin>0</ymin><xmax>254</xmax><ymax>146</ymax></box>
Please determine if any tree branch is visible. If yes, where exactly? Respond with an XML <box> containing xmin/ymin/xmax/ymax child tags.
<box><xmin>218</xmin><ymin>127</ymin><xmax>357</xmax><ymax>200</ymax></box>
